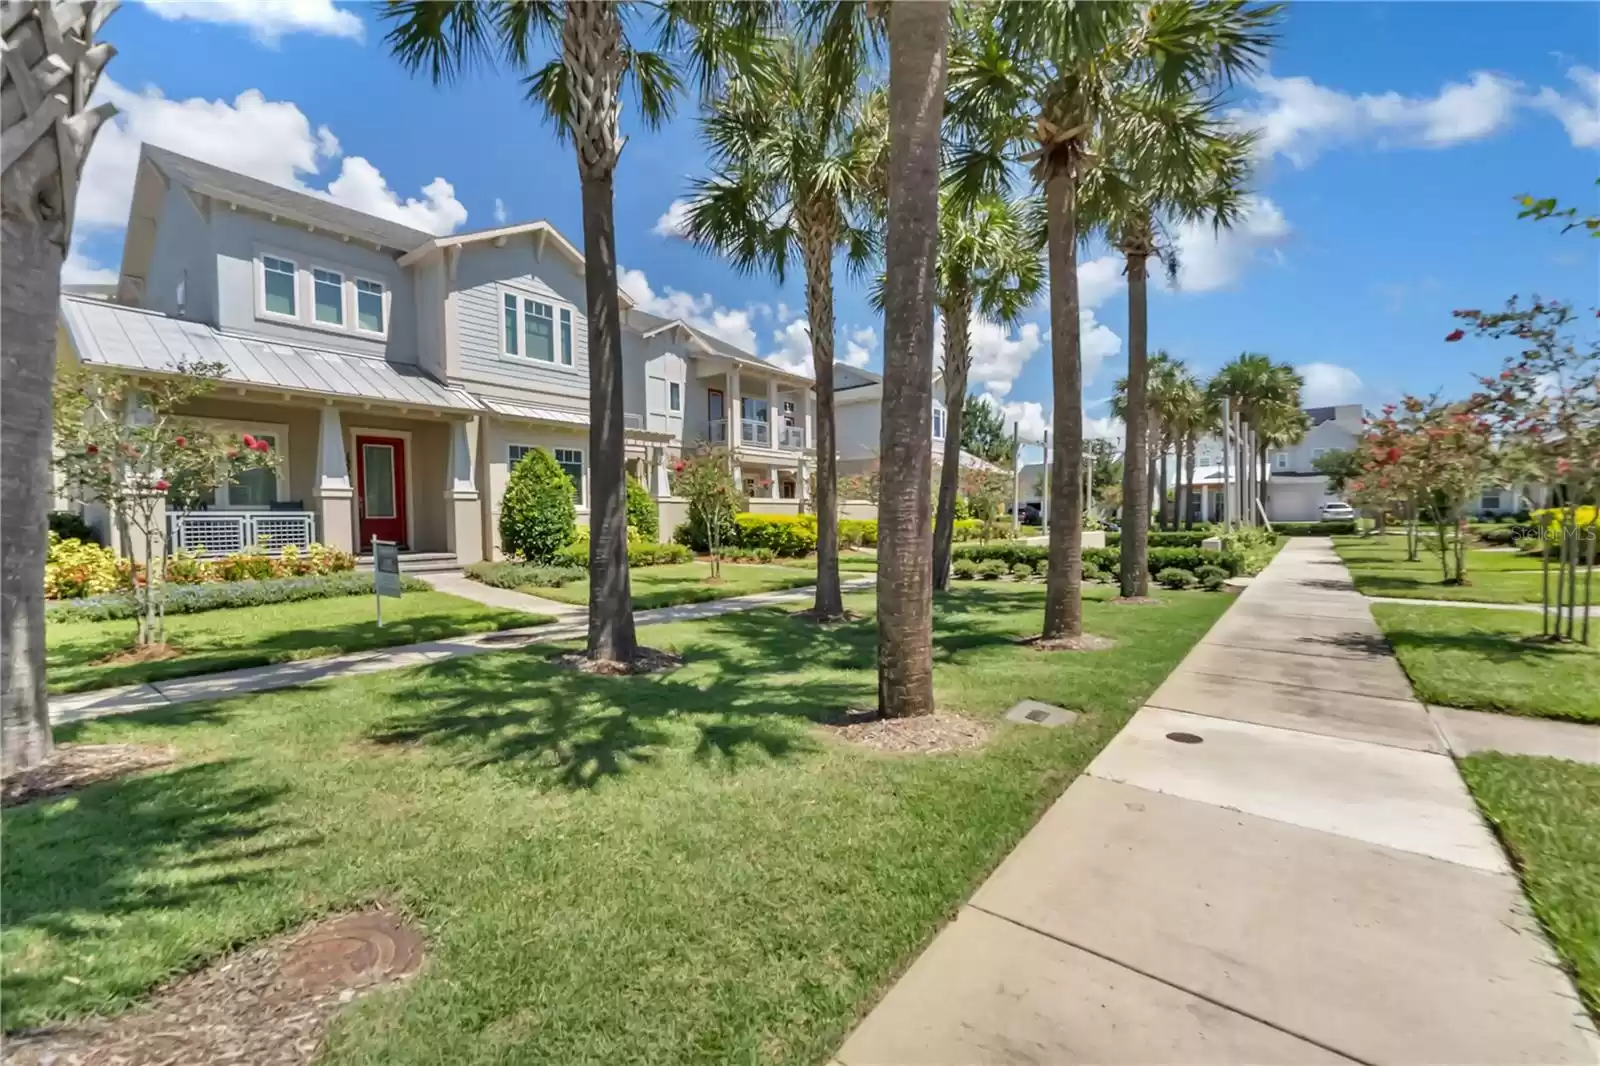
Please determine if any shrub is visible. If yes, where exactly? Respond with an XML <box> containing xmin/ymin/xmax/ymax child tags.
<box><xmin>1195</xmin><ymin>564</ymin><xmax>1229</xmax><ymax>591</ymax></box>
<box><xmin>1082</xmin><ymin>561</ymin><xmax>1106</xmax><ymax>583</ymax></box>
<box><xmin>44</xmin><ymin>534</ymin><xmax>123</xmax><ymax>600</ymax></box>
<box><xmin>1270</xmin><ymin>520</ymin><xmax>1357</xmax><ymax>536</ymax></box>
<box><xmin>1011</xmin><ymin>563</ymin><xmax>1033</xmax><ymax>579</ymax></box>
<box><xmin>1475</xmin><ymin>525</ymin><xmax>1518</xmax><ymax>546</ymax></box>
<box><xmin>734</xmin><ymin>513</ymin><xmax>817</xmax><ymax>556</ymax></box>
<box><xmin>625</xmin><ymin>475</ymin><xmax>658</xmax><ymax>541</ymax></box>
<box><xmin>952</xmin><ymin>542</ymin><xmax>1245</xmax><ymax>579</ymax></box>
<box><xmin>1515</xmin><ymin>535</ymin><xmax>1543</xmax><ymax>554</ymax></box>
<box><xmin>631</xmin><ymin>541</ymin><xmax>693</xmax><ymax>567</ymax></box>
<box><xmin>164</xmin><ymin>549</ymin><xmax>210</xmax><ymax>585</ymax></box>
<box><xmin>1157</xmin><ymin>567</ymin><xmax>1196</xmax><ymax>590</ymax></box>
<box><xmin>839</xmin><ymin>518</ymin><xmax>878</xmax><ymax>548</ymax></box>
<box><xmin>952</xmin><ymin>558</ymin><xmax>978</xmax><ymax>580</ymax></box>
<box><xmin>724</xmin><ymin>546</ymin><xmax>777</xmax><ymax>563</ymax></box>
<box><xmin>212</xmin><ymin>548</ymin><xmax>276</xmax><ymax>582</ymax></box>
<box><xmin>952</xmin><ymin>518</ymin><xmax>984</xmax><ymax>542</ymax></box>
<box><xmin>48</xmin><ymin>511</ymin><xmax>96</xmax><ymax>543</ymax></box>
<box><xmin>500</xmin><ymin>447</ymin><xmax>578</xmax><ymax>564</ymax></box>
<box><xmin>976</xmin><ymin>559</ymin><xmax>1008</xmax><ymax>580</ymax></box>
<box><xmin>47</xmin><ymin>571</ymin><xmax>430</xmax><ymax>622</ymax></box>
<box><xmin>465</xmin><ymin>561</ymin><xmax>588</xmax><ymax>589</ymax></box>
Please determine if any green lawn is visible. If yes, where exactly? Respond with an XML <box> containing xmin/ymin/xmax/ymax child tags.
<box><xmin>530</xmin><ymin>561</ymin><xmax>822</xmax><ymax>610</ymax></box>
<box><xmin>1332</xmin><ymin>535</ymin><xmax>1549</xmax><ymax>604</ymax></box>
<box><xmin>767</xmin><ymin>551</ymin><xmax>880</xmax><ymax>572</ymax></box>
<box><xmin>1372</xmin><ymin>604</ymin><xmax>1600</xmax><ymax>723</ymax></box>
<box><xmin>3</xmin><ymin>583</ymin><xmax>1227</xmax><ymax>1062</ymax></box>
<box><xmin>1459</xmin><ymin>754</ymin><xmax>1600</xmax><ymax>1024</ymax></box>
<box><xmin>47</xmin><ymin>593</ymin><xmax>548</xmax><ymax>695</ymax></box>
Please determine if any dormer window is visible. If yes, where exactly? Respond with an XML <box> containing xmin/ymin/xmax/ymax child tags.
<box><xmin>262</xmin><ymin>255</ymin><xmax>296</xmax><ymax>316</ymax></box>
<box><xmin>313</xmin><ymin>268</ymin><xmax>344</xmax><ymax>325</ymax></box>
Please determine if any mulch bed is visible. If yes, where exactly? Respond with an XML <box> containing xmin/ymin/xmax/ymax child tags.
<box><xmin>1020</xmin><ymin>633</ymin><xmax>1118</xmax><ymax>653</ymax></box>
<box><xmin>555</xmin><ymin>646</ymin><xmax>684</xmax><ymax>676</ymax></box>
<box><xmin>2</xmin><ymin>909</ymin><xmax>425</xmax><ymax>1066</ymax></box>
<box><xmin>1</xmin><ymin>744</ymin><xmax>175</xmax><ymax>809</ymax></box>
<box><xmin>820</xmin><ymin>710</ymin><xmax>991</xmax><ymax>754</ymax></box>
<box><xmin>91</xmin><ymin>642</ymin><xmax>184</xmax><ymax>667</ymax></box>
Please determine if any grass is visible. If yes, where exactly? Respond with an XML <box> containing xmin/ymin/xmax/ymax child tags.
<box><xmin>1372</xmin><ymin>604</ymin><xmax>1600</xmax><ymax>723</ymax></box>
<box><xmin>530</xmin><ymin>561</ymin><xmax>822</xmax><ymax>610</ymax></box>
<box><xmin>766</xmin><ymin>551</ymin><xmax>880</xmax><ymax>572</ymax></box>
<box><xmin>2</xmin><ymin>583</ymin><xmax>1227</xmax><ymax>1063</ymax></box>
<box><xmin>1332</xmin><ymin>534</ymin><xmax>1552</xmax><ymax>604</ymax></box>
<box><xmin>46</xmin><ymin>592</ymin><xmax>548</xmax><ymax>695</ymax></box>
<box><xmin>1459</xmin><ymin>754</ymin><xmax>1600</xmax><ymax>1025</ymax></box>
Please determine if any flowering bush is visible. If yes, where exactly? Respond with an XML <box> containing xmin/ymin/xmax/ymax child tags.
<box><xmin>838</xmin><ymin>518</ymin><xmax>877</xmax><ymax>548</ymax></box>
<box><xmin>44</xmin><ymin>534</ymin><xmax>125</xmax><ymax>600</ymax></box>
<box><xmin>49</xmin><ymin>572</ymin><xmax>429</xmax><ymax>622</ymax></box>
<box><xmin>164</xmin><ymin>549</ymin><xmax>210</xmax><ymax>585</ymax></box>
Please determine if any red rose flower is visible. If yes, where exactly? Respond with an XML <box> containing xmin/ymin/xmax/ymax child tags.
<box><xmin>1385</xmin><ymin>447</ymin><xmax>1402</xmax><ymax>463</ymax></box>
<box><xmin>1445</xmin><ymin>329</ymin><xmax>1465</xmax><ymax>342</ymax></box>
<box><xmin>175</xmin><ymin>435</ymin><xmax>187</xmax><ymax>447</ymax></box>
<box><xmin>153</xmin><ymin>479</ymin><xmax>170</xmax><ymax>491</ymax></box>
<box><xmin>85</xmin><ymin>444</ymin><xmax>98</xmax><ymax>455</ymax></box>
<box><xmin>242</xmin><ymin>433</ymin><xmax>257</xmax><ymax>449</ymax></box>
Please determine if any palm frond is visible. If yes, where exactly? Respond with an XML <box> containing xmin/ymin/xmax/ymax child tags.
<box><xmin>624</xmin><ymin>47</ymin><xmax>683</xmax><ymax>130</ymax></box>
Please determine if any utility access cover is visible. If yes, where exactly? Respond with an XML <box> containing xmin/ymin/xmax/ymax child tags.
<box><xmin>1005</xmin><ymin>700</ymin><xmax>1078</xmax><ymax>728</ymax></box>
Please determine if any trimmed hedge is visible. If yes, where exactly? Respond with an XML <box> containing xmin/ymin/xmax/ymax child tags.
<box><xmin>952</xmin><ymin>542</ymin><xmax>1246</xmax><ymax>578</ymax></box>
<box><xmin>465</xmin><ymin>562</ymin><xmax>588</xmax><ymax>590</ymax></box>
<box><xmin>553</xmin><ymin>540</ymin><xmax>694</xmax><ymax>569</ymax></box>
<box><xmin>48</xmin><ymin>571</ymin><xmax>430</xmax><ymax>623</ymax></box>
<box><xmin>500</xmin><ymin>447</ymin><xmax>578</xmax><ymax>564</ymax></box>
<box><xmin>1104</xmin><ymin>530</ymin><xmax>1212</xmax><ymax>549</ymax></box>
<box><xmin>1272</xmin><ymin>520</ymin><xmax>1357</xmax><ymax>536</ymax></box>
<box><xmin>733</xmin><ymin>513</ymin><xmax>817</xmax><ymax>556</ymax></box>
<box><xmin>625</xmin><ymin>475</ymin><xmax>658</xmax><ymax>541</ymax></box>
<box><xmin>839</xmin><ymin>518</ymin><xmax>877</xmax><ymax>548</ymax></box>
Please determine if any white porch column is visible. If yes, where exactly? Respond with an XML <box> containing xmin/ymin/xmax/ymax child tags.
<box><xmin>653</xmin><ymin>444</ymin><xmax>671</xmax><ymax>497</ymax></box>
<box><xmin>444</xmin><ymin>418</ymin><xmax>483</xmax><ymax>564</ymax></box>
<box><xmin>768</xmin><ymin>463</ymin><xmax>780</xmax><ymax>499</ymax></box>
<box><xmin>767</xmin><ymin>377</ymin><xmax>779</xmax><ymax>447</ymax></box>
<box><xmin>313</xmin><ymin>404</ymin><xmax>356</xmax><ymax>553</ymax></box>
<box><xmin>731</xmin><ymin>459</ymin><xmax>743</xmax><ymax>490</ymax></box>
<box><xmin>728</xmin><ymin>364</ymin><xmax>742</xmax><ymax>449</ymax></box>
<box><xmin>798</xmin><ymin>457</ymin><xmax>810</xmax><ymax>509</ymax></box>
<box><xmin>805</xmin><ymin>393</ymin><xmax>815</xmax><ymax>451</ymax></box>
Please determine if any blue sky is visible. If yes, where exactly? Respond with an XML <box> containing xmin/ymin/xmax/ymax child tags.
<box><xmin>74</xmin><ymin>1</ymin><xmax>1598</xmax><ymax>460</ymax></box>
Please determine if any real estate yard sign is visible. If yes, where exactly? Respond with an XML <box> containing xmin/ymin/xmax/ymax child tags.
<box><xmin>373</xmin><ymin>540</ymin><xmax>402</xmax><ymax>625</ymax></box>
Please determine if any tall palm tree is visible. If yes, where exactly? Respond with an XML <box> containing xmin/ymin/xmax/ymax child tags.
<box><xmin>1257</xmin><ymin>394</ymin><xmax>1309</xmax><ymax>511</ymax></box>
<box><xmin>1209</xmin><ymin>352</ymin><xmax>1301</xmax><ymax>522</ymax></box>
<box><xmin>1163</xmin><ymin>368</ymin><xmax>1215</xmax><ymax>530</ymax></box>
<box><xmin>947</xmin><ymin>0</ymin><xmax>1277</xmax><ymax>640</ymax></box>
<box><xmin>875</xmin><ymin>0</ymin><xmax>948</xmax><ymax>719</ymax></box>
<box><xmin>928</xmin><ymin>192</ymin><xmax>1042</xmax><ymax>590</ymax></box>
<box><xmin>384</xmin><ymin>2</ymin><xmax>761</xmax><ymax>663</ymax></box>
<box><xmin>681</xmin><ymin>33</ymin><xmax>886</xmax><ymax>622</ymax></box>
<box><xmin>2</xmin><ymin>0</ymin><xmax>118</xmax><ymax>773</ymax></box>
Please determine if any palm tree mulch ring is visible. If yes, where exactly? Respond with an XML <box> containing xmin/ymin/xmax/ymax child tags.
<box><xmin>2</xmin><ymin>744</ymin><xmax>175</xmax><ymax>809</ymax></box>
<box><xmin>819</xmin><ymin>709</ymin><xmax>991</xmax><ymax>754</ymax></box>
<box><xmin>1</xmin><ymin>909</ymin><xmax>425</xmax><ymax>1066</ymax></box>
<box><xmin>1021</xmin><ymin>633</ymin><xmax>1118</xmax><ymax>653</ymax></box>
<box><xmin>791</xmin><ymin>608</ymin><xmax>864</xmax><ymax>626</ymax></box>
<box><xmin>556</xmin><ymin>646</ymin><xmax>684</xmax><ymax>676</ymax></box>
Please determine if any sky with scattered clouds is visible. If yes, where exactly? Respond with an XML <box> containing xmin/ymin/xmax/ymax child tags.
<box><xmin>71</xmin><ymin>1</ymin><xmax>1599</xmax><ymax>461</ymax></box>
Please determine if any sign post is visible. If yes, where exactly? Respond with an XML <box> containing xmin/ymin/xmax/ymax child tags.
<box><xmin>372</xmin><ymin>539</ymin><xmax>402</xmax><ymax>626</ymax></box>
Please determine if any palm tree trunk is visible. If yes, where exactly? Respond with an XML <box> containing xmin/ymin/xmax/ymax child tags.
<box><xmin>802</xmin><ymin>223</ymin><xmax>844</xmax><ymax>620</ymax></box>
<box><xmin>1042</xmin><ymin>160</ymin><xmax>1084</xmax><ymax>640</ymax></box>
<box><xmin>1175</xmin><ymin>435</ymin><xmax>1189</xmax><ymax>530</ymax></box>
<box><xmin>1157</xmin><ymin>437</ymin><xmax>1170</xmax><ymax>530</ymax></box>
<box><xmin>565</xmin><ymin>1</ymin><xmax>635</xmax><ymax>663</ymax></box>
<box><xmin>1119</xmin><ymin>252</ymin><xmax>1150</xmax><ymax>597</ymax></box>
<box><xmin>876</xmin><ymin>0</ymin><xmax>945</xmax><ymax>719</ymax></box>
<box><xmin>1185</xmin><ymin>432</ymin><xmax>1199</xmax><ymax>530</ymax></box>
<box><xmin>932</xmin><ymin>309</ymin><xmax>969</xmax><ymax>592</ymax></box>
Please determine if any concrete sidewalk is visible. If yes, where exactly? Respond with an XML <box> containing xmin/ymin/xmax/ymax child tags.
<box><xmin>838</xmin><ymin>538</ymin><xmax>1598</xmax><ymax>1065</ymax></box>
<box><xmin>51</xmin><ymin>575</ymin><xmax>875</xmax><ymax>726</ymax></box>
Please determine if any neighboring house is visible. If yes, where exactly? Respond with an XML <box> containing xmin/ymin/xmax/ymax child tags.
<box><xmin>57</xmin><ymin>145</ymin><xmax>816</xmax><ymax>564</ymax></box>
<box><xmin>834</xmin><ymin>365</ymin><xmax>993</xmax><ymax>479</ymax></box>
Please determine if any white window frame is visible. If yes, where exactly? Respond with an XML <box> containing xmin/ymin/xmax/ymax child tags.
<box><xmin>552</xmin><ymin>446</ymin><xmax>586</xmax><ymax>507</ymax></box>
<box><xmin>500</xmin><ymin>287</ymin><xmax>579</xmax><ymax>371</ymax></box>
<box><xmin>198</xmin><ymin>419</ymin><xmax>290</xmax><ymax>509</ymax></box>
<box><xmin>255</xmin><ymin>246</ymin><xmax>393</xmax><ymax>341</ymax></box>
<box><xmin>353</xmin><ymin>277</ymin><xmax>389</xmax><ymax>337</ymax></box>
<box><xmin>258</xmin><ymin>254</ymin><xmax>299</xmax><ymax>322</ymax></box>
<box><xmin>1274</xmin><ymin>451</ymin><xmax>1289</xmax><ymax>471</ymax></box>
<box><xmin>312</xmin><ymin>267</ymin><xmax>345</xmax><ymax>327</ymax></box>
<box><xmin>1311</xmin><ymin>448</ymin><xmax>1328</xmax><ymax>461</ymax></box>
<box><xmin>1479</xmin><ymin>489</ymin><xmax>1501</xmax><ymax>512</ymax></box>
<box><xmin>932</xmin><ymin>402</ymin><xmax>946</xmax><ymax>441</ymax></box>
<box><xmin>669</xmin><ymin>381</ymin><xmax>682</xmax><ymax>412</ymax></box>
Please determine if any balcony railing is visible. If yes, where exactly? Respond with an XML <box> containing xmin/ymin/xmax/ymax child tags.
<box><xmin>779</xmin><ymin>425</ymin><xmax>806</xmax><ymax>449</ymax></box>
<box><xmin>706</xmin><ymin>419</ymin><xmax>808</xmax><ymax>450</ymax></box>
<box><xmin>740</xmin><ymin>418</ymin><xmax>770</xmax><ymax>447</ymax></box>
<box><xmin>708</xmin><ymin>418</ymin><xmax>728</xmax><ymax>444</ymax></box>
<box><xmin>168</xmin><ymin>511</ymin><xmax>316</xmax><ymax>556</ymax></box>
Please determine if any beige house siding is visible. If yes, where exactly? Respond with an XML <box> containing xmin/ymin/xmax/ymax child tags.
<box><xmin>481</xmin><ymin>416</ymin><xmax>591</xmax><ymax>559</ymax></box>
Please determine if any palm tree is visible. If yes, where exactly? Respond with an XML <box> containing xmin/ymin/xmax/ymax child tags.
<box><xmin>2</xmin><ymin>0</ymin><xmax>118</xmax><ymax>773</ymax></box>
<box><xmin>1209</xmin><ymin>352</ymin><xmax>1302</xmax><ymax>522</ymax></box>
<box><xmin>875</xmin><ymin>0</ymin><xmax>948</xmax><ymax>719</ymax></box>
<box><xmin>946</xmin><ymin>0</ymin><xmax>1277</xmax><ymax>640</ymax></box>
<box><xmin>927</xmin><ymin>193</ymin><xmax>1042</xmax><ymax>590</ymax></box>
<box><xmin>1257</xmin><ymin>395</ymin><xmax>1310</xmax><ymax>511</ymax></box>
<box><xmin>680</xmin><ymin>32</ymin><xmax>886</xmax><ymax>622</ymax></box>
<box><xmin>384</xmin><ymin>2</ymin><xmax>761</xmax><ymax>663</ymax></box>
<box><xmin>1163</xmin><ymin>369</ymin><xmax>1216</xmax><ymax>530</ymax></box>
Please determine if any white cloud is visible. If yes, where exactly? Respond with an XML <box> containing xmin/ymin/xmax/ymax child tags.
<box><xmin>767</xmin><ymin>318</ymin><xmax>814</xmax><ymax>376</ymax></box>
<box><xmin>1078</xmin><ymin>311</ymin><xmax>1121</xmax><ymax>386</ymax></box>
<box><xmin>843</xmin><ymin>325</ymin><xmax>876</xmax><ymax>368</ymax></box>
<box><xmin>653</xmin><ymin>198</ymin><xmax>694</xmax><ymax>238</ymax></box>
<box><xmin>1531</xmin><ymin>65</ymin><xmax>1600</xmax><ymax>147</ymax></box>
<box><xmin>1234</xmin><ymin>71</ymin><xmax>1519</xmax><ymax>166</ymax></box>
<box><xmin>63</xmin><ymin>248</ymin><xmax>119</xmax><ymax>285</ymax></box>
<box><xmin>493</xmin><ymin>198</ymin><xmax>509</xmax><ymax>225</ymax></box>
<box><xmin>617</xmin><ymin>266</ymin><xmax>761</xmax><ymax>355</ymax></box>
<box><xmin>139</xmin><ymin>0</ymin><xmax>364</xmax><ymax>44</ymax></box>
<box><xmin>1078</xmin><ymin>254</ymin><xmax>1126</xmax><ymax>311</ymax></box>
<box><xmin>80</xmin><ymin>78</ymin><xmax>468</xmax><ymax>238</ymax></box>
<box><xmin>1298</xmin><ymin>362</ymin><xmax>1364</xmax><ymax>407</ymax></box>
<box><xmin>932</xmin><ymin>308</ymin><xmax>1118</xmax><ymax>403</ymax></box>
<box><xmin>1167</xmin><ymin>195</ymin><xmax>1291</xmax><ymax>293</ymax></box>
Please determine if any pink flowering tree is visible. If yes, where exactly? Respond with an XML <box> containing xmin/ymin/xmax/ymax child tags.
<box><xmin>1450</xmin><ymin>298</ymin><xmax>1599</xmax><ymax>642</ymax></box>
<box><xmin>53</xmin><ymin>362</ymin><xmax>275</xmax><ymax>646</ymax></box>
<box><xmin>670</xmin><ymin>444</ymin><xmax>744</xmax><ymax>580</ymax></box>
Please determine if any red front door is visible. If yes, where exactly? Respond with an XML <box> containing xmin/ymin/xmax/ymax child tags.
<box><xmin>356</xmin><ymin>434</ymin><xmax>407</xmax><ymax>550</ymax></box>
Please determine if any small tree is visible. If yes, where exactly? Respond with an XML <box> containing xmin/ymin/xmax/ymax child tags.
<box><xmin>673</xmin><ymin>445</ymin><xmax>743</xmax><ymax>579</ymax></box>
<box><xmin>53</xmin><ymin>363</ymin><xmax>275</xmax><ymax>647</ymax></box>
<box><xmin>960</xmin><ymin>466</ymin><xmax>1011</xmax><ymax>543</ymax></box>
<box><xmin>839</xmin><ymin>460</ymin><xmax>881</xmax><ymax>504</ymax></box>
<box><xmin>625</xmin><ymin>474</ymin><xmax>658</xmax><ymax>541</ymax></box>
<box><xmin>500</xmin><ymin>448</ymin><xmax>577</xmax><ymax>564</ymax></box>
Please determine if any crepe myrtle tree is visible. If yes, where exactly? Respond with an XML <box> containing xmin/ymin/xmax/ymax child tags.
<box><xmin>53</xmin><ymin>362</ymin><xmax>276</xmax><ymax>648</ymax></box>
<box><xmin>1451</xmin><ymin>299</ymin><xmax>1600</xmax><ymax>643</ymax></box>
<box><xmin>671</xmin><ymin>444</ymin><xmax>743</xmax><ymax>580</ymax></box>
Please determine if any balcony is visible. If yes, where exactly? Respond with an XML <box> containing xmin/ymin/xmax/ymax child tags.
<box><xmin>706</xmin><ymin>419</ymin><xmax>808</xmax><ymax>450</ymax></box>
<box><xmin>779</xmin><ymin>425</ymin><xmax>807</xmax><ymax>449</ymax></box>
<box><xmin>168</xmin><ymin>510</ymin><xmax>316</xmax><ymax>556</ymax></box>
<box><xmin>741</xmin><ymin>418</ymin><xmax>770</xmax><ymax>447</ymax></box>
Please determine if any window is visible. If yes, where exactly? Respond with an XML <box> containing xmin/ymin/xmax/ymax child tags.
<box><xmin>781</xmin><ymin>479</ymin><xmax>796</xmax><ymax>500</ymax></box>
<box><xmin>193</xmin><ymin>424</ymin><xmax>285</xmax><ymax>508</ymax></box>
<box><xmin>782</xmin><ymin>400</ymin><xmax>796</xmax><ymax>426</ymax></box>
<box><xmin>503</xmin><ymin>293</ymin><xmax>519</xmax><ymax>355</ymax></box>
<box><xmin>508</xmin><ymin>444</ymin><xmax>535</xmax><ymax>468</ymax></box>
<box><xmin>932</xmin><ymin>403</ymin><xmax>946</xmax><ymax>440</ymax></box>
<box><xmin>355</xmin><ymin>278</ymin><xmax>385</xmax><ymax>333</ymax></box>
<box><xmin>262</xmin><ymin>256</ymin><xmax>296</xmax><ymax>316</ymax></box>
<box><xmin>559</xmin><ymin>308</ymin><xmax>573</xmax><ymax>365</ymax></box>
<box><xmin>313</xmin><ymin>268</ymin><xmax>344</xmax><ymax>325</ymax></box>
<box><xmin>1479</xmin><ymin>490</ymin><xmax>1501</xmax><ymax>512</ymax></box>
<box><xmin>1311</xmin><ymin>448</ymin><xmax>1328</xmax><ymax>461</ymax></box>
<box><xmin>741</xmin><ymin>397</ymin><xmax>768</xmax><ymax>422</ymax></box>
<box><xmin>1274</xmin><ymin>451</ymin><xmax>1288</xmax><ymax>471</ymax></box>
<box><xmin>669</xmin><ymin>382</ymin><xmax>681</xmax><ymax>412</ymax></box>
<box><xmin>553</xmin><ymin>447</ymin><xmax>584</xmax><ymax>504</ymax></box>
<box><xmin>502</xmin><ymin>292</ymin><xmax>568</xmax><ymax>363</ymax></box>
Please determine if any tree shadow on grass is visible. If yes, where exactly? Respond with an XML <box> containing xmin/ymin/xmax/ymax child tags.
<box><xmin>1382</xmin><ymin>627</ymin><xmax>1591</xmax><ymax>665</ymax></box>
<box><xmin>0</xmin><ymin>759</ymin><xmax>302</xmax><ymax>944</ymax></box>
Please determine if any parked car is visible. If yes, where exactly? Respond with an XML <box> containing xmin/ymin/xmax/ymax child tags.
<box><xmin>1006</xmin><ymin>502</ymin><xmax>1043</xmax><ymax>525</ymax></box>
<box><xmin>1319</xmin><ymin>500</ymin><xmax>1357</xmax><ymax>521</ymax></box>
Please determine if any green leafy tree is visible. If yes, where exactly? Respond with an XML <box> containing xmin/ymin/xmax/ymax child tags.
<box><xmin>960</xmin><ymin>391</ymin><xmax>1012</xmax><ymax>464</ymax></box>
<box><xmin>625</xmin><ymin>473</ymin><xmax>658</xmax><ymax>540</ymax></box>
<box><xmin>672</xmin><ymin>445</ymin><xmax>744</xmax><ymax>579</ymax></box>
<box><xmin>1312</xmin><ymin>447</ymin><xmax>1363</xmax><ymax>494</ymax></box>
<box><xmin>679</xmin><ymin>25</ymin><xmax>886</xmax><ymax>622</ymax></box>
<box><xmin>500</xmin><ymin>448</ymin><xmax>578</xmax><ymax>565</ymax></box>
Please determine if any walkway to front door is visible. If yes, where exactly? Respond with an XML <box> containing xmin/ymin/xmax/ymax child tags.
<box><xmin>355</xmin><ymin>433</ymin><xmax>407</xmax><ymax>550</ymax></box>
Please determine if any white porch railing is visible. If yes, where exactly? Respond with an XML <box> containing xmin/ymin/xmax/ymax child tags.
<box><xmin>741</xmin><ymin>418</ymin><xmax>770</xmax><ymax>446</ymax></box>
<box><xmin>167</xmin><ymin>511</ymin><xmax>316</xmax><ymax>556</ymax></box>
<box><xmin>779</xmin><ymin>425</ymin><xmax>807</xmax><ymax>449</ymax></box>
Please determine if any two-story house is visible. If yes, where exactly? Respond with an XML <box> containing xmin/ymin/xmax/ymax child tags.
<box><xmin>834</xmin><ymin>364</ymin><xmax>997</xmax><ymax>482</ymax></box>
<box><xmin>58</xmin><ymin>145</ymin><xmax>817</xmax><ymax>565</ymax></box>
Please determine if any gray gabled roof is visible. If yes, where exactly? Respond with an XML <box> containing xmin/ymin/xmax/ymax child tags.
<box><xmin>142</xmin><ymin>145</ymin><xmax>435</xmax><ymax>252</ymax></box>
<box><xmin>60</xmin><ymin>296</ymin><xmax>481</xmax><ymax>414</ymax></box>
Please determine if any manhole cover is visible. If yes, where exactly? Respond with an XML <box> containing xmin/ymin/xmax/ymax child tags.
<box><xmin>1005</xmin><ymin>700</ymin><xmax>1079</xmax><ymax>728</ymax></box>
<box><xmin>278</xmin><ymin>912</ymin><xmax>424</xmax><ymax>993</ymax></box>
<box><xmin>1166</xmin><ymin>731</ymin><xmax>1204</xmax><ymax>745</ymax></box>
